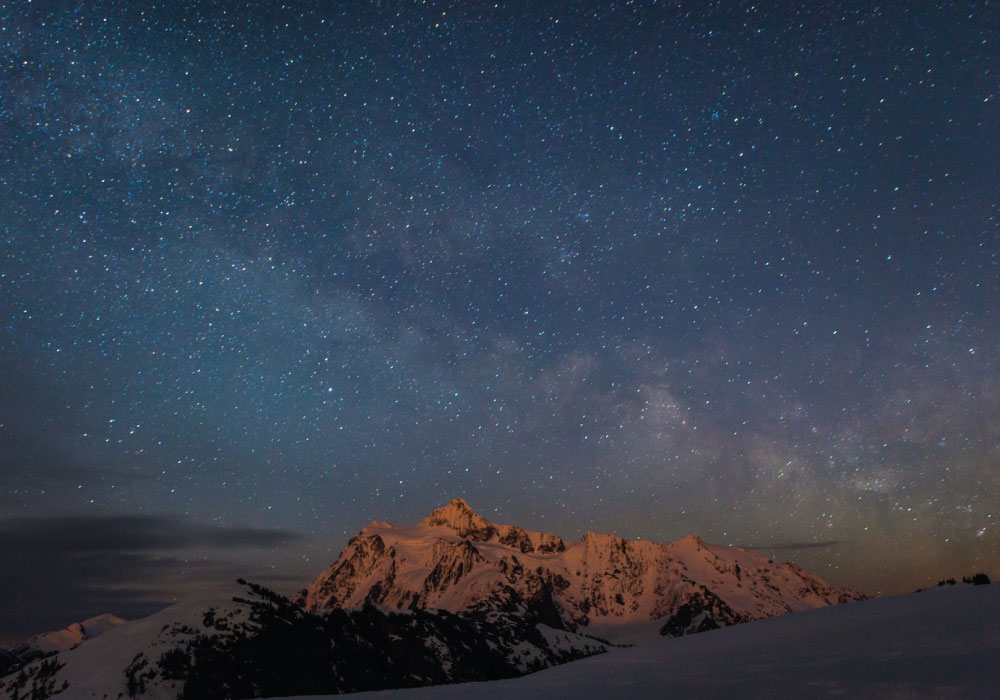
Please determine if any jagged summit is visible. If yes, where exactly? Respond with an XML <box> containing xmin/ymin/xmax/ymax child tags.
<box><xmin>421</xmin><ymin>498</ymin><xmax>496</xmax><ymax>539</ymax></box>
<box><xmin>429</xmin><ymin>496</ymin><xmax>478</xmax><ymax>516</ymax></box>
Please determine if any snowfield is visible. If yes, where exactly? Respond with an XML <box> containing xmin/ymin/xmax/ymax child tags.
<box><xmin>283</xmin><ymin>583</ymin><xmax>1000</xmax><ymax>699</ymax></box>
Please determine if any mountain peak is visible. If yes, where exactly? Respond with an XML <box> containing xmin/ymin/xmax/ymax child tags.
<box><xmin>421</xmin><ymin>498</ymin><xmax>496</xmax><ymax>540</ymax></box>
<box><xmin>669</xmin><ymin>533</ymin><xmax>708</xmax><ymax>552</ymax></box>
<box><xmin>80</xmin><ymin>613</ymin><xmax>128</xmax><ymax>629</ymax></box>
<box><xmin>445</xmin><ymin>496</ymin><xmax>475</xmax><ymax>511</ymax></box>
<box><xmin>424</xmin><ymin>498</ymin><xmax>481</xmax><ymax>520</ymax></box>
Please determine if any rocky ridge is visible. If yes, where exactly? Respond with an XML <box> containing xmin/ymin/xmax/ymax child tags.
<box><xmin>300</xmin><ymin>498</ymin><xmax>863</xmax><ymax>642</ymax></box>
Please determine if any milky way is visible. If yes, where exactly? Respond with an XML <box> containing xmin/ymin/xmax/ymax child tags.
<box><xmin>1</xmin><ymin>1</ymin><xmax>997</xmax><ymax>638</ymax></box>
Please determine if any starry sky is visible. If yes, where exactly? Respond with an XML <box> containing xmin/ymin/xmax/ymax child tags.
<box><xmin>1</xmin><ymin>1</ymin><xmax>998</xmax><ymax>642</ymax></box>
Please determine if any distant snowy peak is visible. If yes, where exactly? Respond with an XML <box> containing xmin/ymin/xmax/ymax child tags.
<box><xmin>29</xmin><ymin>613</ymin><xmax>128</xmax><ymax>653</ymax></box>
<box><xmin>301</xmin><ymin>500</ymin><xmax>863</xmax><ymax>643</ymax></box>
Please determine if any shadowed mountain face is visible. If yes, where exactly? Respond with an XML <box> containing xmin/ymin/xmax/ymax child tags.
<box><xmin>300</xmin><ymin>499</ymin><xmax>864</xmax><ymax>643</ymax></box>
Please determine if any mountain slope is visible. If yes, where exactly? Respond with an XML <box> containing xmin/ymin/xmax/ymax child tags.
<box><xmin>300</xmin><ymin>498</ymin><xmax>862</xmax><ymax>642</ymax></box>
<box><xmin>0</xmin><ymin>580</ymin><xmax>604</xmax><ymax>700</ymax></box>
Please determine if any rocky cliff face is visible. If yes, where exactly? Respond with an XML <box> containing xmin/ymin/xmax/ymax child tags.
<box><xmin>299</xmin><ymin>499</ymin><xmax>863</xmax><ymax>642</ymax></box>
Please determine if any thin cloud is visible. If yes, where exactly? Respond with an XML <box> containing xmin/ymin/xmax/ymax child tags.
<box><xmin>0</xmin><ymin>514</ymin><xmax>304</xmax><ymax>644</ymax></box>
<box><xmin>0</xmin><ymin>514</ymin><xmax>301</xmax><ymax>552</ymax></box>
<box><xmin>743</xmin><ymin>540</ymin><xmax>848</xmax><ymax>551</ymax></box>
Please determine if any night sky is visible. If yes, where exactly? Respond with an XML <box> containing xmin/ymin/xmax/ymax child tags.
<box><xmin>2</xmin><ymin>1</ymin><xmax>998</xmax><ymax>642</ymax></box>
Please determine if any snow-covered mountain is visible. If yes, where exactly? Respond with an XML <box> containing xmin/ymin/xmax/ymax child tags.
<box><xmin>0</xmin><ymin>500</ymin><xmax>864</xmax><ymax>699</ymax></box>
<box><xmin>299</xmin><ymin>498</ymin><xmax>862</xmax><ymax>643</ymax></box>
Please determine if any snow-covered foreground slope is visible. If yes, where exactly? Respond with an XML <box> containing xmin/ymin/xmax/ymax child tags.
<box><xmin>301</xmin><ymin>499</ymin><xmax>862</xmax><ymax>643</ymax></box>
<box><xmin>304</xmin><ymin>584</ymin><xmax>999</xmax><ymax>700</ymax></box>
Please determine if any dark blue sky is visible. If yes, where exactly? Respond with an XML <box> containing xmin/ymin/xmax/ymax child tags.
<box><xmin>2</xmin><ymin>1</ymin><xmax>997</xmax><ymax>641</ymax></box>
